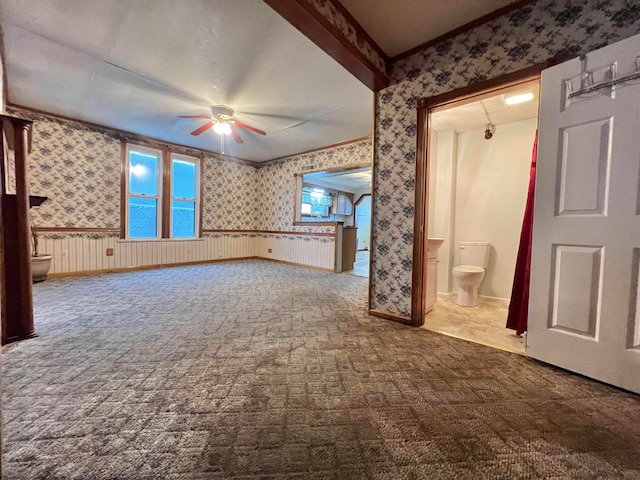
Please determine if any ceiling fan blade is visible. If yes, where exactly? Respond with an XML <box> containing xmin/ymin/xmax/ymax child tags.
<box><xmin>232</xmin><ymin>120</ymin><xmax>266</xmax><ymax>136</ymax></box>
<box><xmin>178</xmin><ymin>115</ymin><xmax>211</xmax><ymax>119</ymax></box>
<box><xmin>191</xmin><ymin>121</ymin><xmax>214</xmax><ymax>136</ymax></box>
<box><xmin>230</xmin><ymin>126</ymin><xmax>244</xmax><ymax>144</ymax></box>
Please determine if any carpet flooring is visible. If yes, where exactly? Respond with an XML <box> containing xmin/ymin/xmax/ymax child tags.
<box><xmin>3</xmin><ymin>260</ymin><xmax>640</xmax><ymax>479</ymax></box>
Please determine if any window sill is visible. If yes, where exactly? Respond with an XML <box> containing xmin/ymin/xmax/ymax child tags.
<box><xmin>117</xmin><ymin>237</ymin><xmax>205</xmax><ymax>243</ymax></box>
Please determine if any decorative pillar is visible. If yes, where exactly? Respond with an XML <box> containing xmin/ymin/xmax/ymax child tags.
<box><xmin>1</xmin><ymin>114</ymin><xmax>36</xmax><ymax>344</ymax></box>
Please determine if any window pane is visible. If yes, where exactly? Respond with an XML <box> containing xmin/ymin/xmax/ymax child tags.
<box><xmin>172</xmin><ymin>160</ymin><xmax>196</xmax><ymax>199</ymax></box>
<box><xmin>172</xmin><ymin>200</ymin><xmax>195</xmax><ymax>238</ymax></box>
<box><xmin>129</xmin><ymin>151</ymin><xmax>158</xmax><ymax>195</ymax></box>
<box><xmin>129</xmin><ymin>197</ymin><xmax>158</xmax><ymax>238</ymax></box>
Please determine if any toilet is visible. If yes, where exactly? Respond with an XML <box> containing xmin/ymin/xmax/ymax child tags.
<box><xmin>452</xmin><ymin>241</ymin><xmax>491</xmax><ymax>307</ymax></box>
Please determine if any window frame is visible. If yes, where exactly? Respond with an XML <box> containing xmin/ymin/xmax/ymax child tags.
<box><xmin>124</xmin><ymin>144</ymin><xmax>163</xmax><ymax>240</ymax></box>
<box><xmin>121</xmin><ymin>141</ymin><xmax>204</xmax><ymax>240</ymax></box>
<box><xmin>169</xmin><ymin>153</ymin><xmax>201</xmax><ymax>239</ymax></box>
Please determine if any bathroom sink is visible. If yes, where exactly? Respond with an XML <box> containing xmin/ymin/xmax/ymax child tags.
<box><xmin>427</xmin><ymin>238</ymin><xmax>444</xmax><ymax>259</ymax></box>
<box><xmin>427</xmin><ymin>238</ymin><xmax>444</xmax><ymax>255</ymax></box>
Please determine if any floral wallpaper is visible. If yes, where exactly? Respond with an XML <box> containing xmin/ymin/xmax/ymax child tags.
<box><xmin>307</xmin><ymin>0</ymin><xmax>387</xmax><ymax>74</ymax></box>
<box><xmin>371</xmin><ymin>0</ymin><xmax>640</xmax><ymax>317</ymax></box>
<box><xmin>8</xmin><ymin>108</ymin><xmax>122</xmax><ymax>228</ymax></box>
<box><xmin>7</xmin><ymin>106</ymin><xmax>369</xmax><ymax>238</ymax></box>
<box><xmin>201</xmin><ymin>155</ymin><xmax>258</xmax><ymax>230</ymax></box>
<box><xmin>257</xmin><ymin>139</ymin><xmax>372</xmax><ymax>233</ymax></box>
<box><xmin>8</xmin><ymin>107</ymin><xmax>259</xmax><ymax>232</ymax></box>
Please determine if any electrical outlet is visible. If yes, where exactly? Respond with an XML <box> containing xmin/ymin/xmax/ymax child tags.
<box><xmin>61</xmin><ymin>251</ymin><xmax>67</xmax><ymax>258</ymax></box>
<box><xmin>106</xmin><ymin>248</ymin><xmax>114</xmax><ymax>256</ymax></box>
<box><xmin>268</xmin><ymin>248</ymin><xmax>273</xmax><ymax>253</ymax></box>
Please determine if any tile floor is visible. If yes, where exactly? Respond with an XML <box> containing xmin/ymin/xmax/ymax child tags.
<box><xmin>422</xmin><ymin>293</ymin><xmax>525</xmax><ymax>354</ymax></box>
<box><xmin>346</xmin><ymin>250</ymin><xmax>369</xmax><ymax>278</ymax></box>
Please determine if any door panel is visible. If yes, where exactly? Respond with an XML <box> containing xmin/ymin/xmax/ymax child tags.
<box><xmin>549</xmin><ymin>244</ymin><xmax>602</xmax><ymax>338</ymax></box>
<box><xmin>528</xmin><ymin>33</ymin><xmax>640</xmax><ymax>393</ymax></box>
<box><xmin>557</xmin><ymin>118</ymin><xmax>612</xmax><ymax>216</ymax></box>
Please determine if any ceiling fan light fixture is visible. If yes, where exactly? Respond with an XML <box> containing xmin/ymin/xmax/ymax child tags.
<box><xmin>212</xmin><ymin>122</ymin><xmax>232</xmax><ymax>135</ymax></box>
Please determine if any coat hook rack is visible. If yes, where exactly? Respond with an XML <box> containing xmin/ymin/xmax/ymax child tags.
<box><xmin>568</xmin><ymin>55</ymin><xmax>640</xmax><ymax>99</ymax></box>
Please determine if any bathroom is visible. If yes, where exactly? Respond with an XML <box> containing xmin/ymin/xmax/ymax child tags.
<box><xmin>423</xmin><ymin>81</ymin><xmax>540</xmax><ymax>353</ymax></box>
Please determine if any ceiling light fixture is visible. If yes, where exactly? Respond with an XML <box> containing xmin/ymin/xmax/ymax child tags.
<box><xmin>505</xmin><ymin>92</ymin><xmax>534</xmax><ymax>105</ymax></box>
<box><xmin>212</xmin><ymin>122</ymin><xmax>232</xmax><ymax>135</ymax></box>
<box><xmin>484</xmin><ymin>123</ymin><xmax>494</xmax><ymax>140</ymax></box>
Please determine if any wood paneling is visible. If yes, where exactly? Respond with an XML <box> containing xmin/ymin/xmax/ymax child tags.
<box><xmin>48</xmin><ymin>256</ymin><xmax>258</xmax><ymax>279</ymax></box>
<box><xmin>257</xmin><ymin>235</ymin><xmax>335</xmax><ymax>271</ymax></box>
<box><xmin>37</xmin><ymin>229</ymin><xmax>336</xmax><ymax>276</ymax></box>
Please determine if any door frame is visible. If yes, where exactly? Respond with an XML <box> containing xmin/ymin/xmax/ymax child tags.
<box><xmin>410</xmin><ymin>61</ymin><xmax>556</xmax><ymax>326</ymax></box>
<box><xmin>354</xmin><ymin>193</ymin><xmax>372</xmax><ymax>251</ymax></box>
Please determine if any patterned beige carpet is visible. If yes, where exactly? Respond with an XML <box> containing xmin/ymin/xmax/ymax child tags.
<box><xmin>3</xmin><ymin>260</ymin><xmax>640</xmax><ymax>479</ymax></box>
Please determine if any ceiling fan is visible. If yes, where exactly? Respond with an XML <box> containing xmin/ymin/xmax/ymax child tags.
<box><xmin>177</xmin><ymin>105</ymin><xmax>266</xmax><ymax>144</ymax></box>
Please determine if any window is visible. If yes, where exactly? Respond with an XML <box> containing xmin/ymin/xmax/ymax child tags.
<box><xmin>126</xmin><ymin>145</ymin><xmax>162</xmax><ymax>239</ymax></box>
<box><xmin>171</xmin><ymin>154</ymin><xmax>199</xmax><ymax>238</ymax></box>
<box><xmin>301</xmin><ymin>186</ymin><xmax>332</xmax><ymax>218</ymax></box>
<box><xmin>124</xmin><ymin>143</ymin><xmax>201</xmax><ymax>239</ymax></box>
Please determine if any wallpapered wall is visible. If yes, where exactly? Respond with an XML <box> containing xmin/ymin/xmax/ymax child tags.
<box><xmin>202</xmin><ymin>155</ymin><xmax>258</xmax><ymax>230</ymax></box>
<box><xmin>370</xmin><ymin>0</ymin><xmax>640</xmax><ymax>318</ymax></box>
<box><xmin>257</xmin><ymin>139</ymin><xmax>372</xmax><ymax>233</ymax></box>
<box><xmin>7</xmin><ymin>106</ymin><xmax>371</xmax><ymax>238</ymax></box>
<box><xmin>8</xmin><ymin>107</ymin><xmax>259</xmax><ymax>232</ymax></box>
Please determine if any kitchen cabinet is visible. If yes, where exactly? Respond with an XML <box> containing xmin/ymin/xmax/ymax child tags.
<box><xmin>336</xmin><ymin>192</ymin><xmax>353</xmax><ymax>216</ymax></box>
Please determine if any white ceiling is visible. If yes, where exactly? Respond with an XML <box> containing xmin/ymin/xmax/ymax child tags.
<box><xmin>0</xmin><ymin>0</ymin><xmax>373</xmax><ymax>162</ymax></box>
<box><xmin>340</xmin><ymin>0</ymin><xmax>517</xmax><ymax>57</ymax></box>
<box><xmin>304</xmin><ymin>166</ymin><xmax>371</xmax><ymax>193</ymax></box>
<box><xmin>431</xmin><ymin>81</ymin><xmax>540</xmax><ymax>133</ymax></box>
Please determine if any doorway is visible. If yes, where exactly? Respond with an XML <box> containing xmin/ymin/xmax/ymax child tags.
<box><xmin>419</xmin><ymin>77</ymin><xmax>541</xmax><ymax>353</ymax></box>
<box><xmin>352</xmin><ymin>194</ymin><xmax>371</xmax><ymax>278</ymax></box>
<box><xmin>299</xmin><ymin>166</ymin><xmax>372</xmax><ymax>277</ymax></box>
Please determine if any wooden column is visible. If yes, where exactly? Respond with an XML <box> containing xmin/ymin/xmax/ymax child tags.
<box><xmin>1</xmin><ymin>114</ymin><xmax>36</xmax><ymax>344</ymax></box>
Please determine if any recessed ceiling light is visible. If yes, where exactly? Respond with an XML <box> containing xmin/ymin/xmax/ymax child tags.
<box><xmin>505</xmin><ymin>92</ymin><xmax>534</xmax><ymax>105</ymax></box>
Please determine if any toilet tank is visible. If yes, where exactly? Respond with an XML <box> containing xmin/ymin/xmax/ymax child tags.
<box><xmin>458</xmin><ymin>241</ymin><xmax>491</xmax><ymax>268</ymax></box>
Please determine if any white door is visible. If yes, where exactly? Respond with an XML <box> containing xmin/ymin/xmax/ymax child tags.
<box><xmin>528</xmin><ymin>33</ymin><xmax>640</xmax><ymax>394</ymax></box>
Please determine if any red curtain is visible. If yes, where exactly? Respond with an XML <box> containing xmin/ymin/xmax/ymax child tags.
<box><xmin>506</xmin><ymin>130</ymin><xmax>538</xmax><ymax>335</ymax></box>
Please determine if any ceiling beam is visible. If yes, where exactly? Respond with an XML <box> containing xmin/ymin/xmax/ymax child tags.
<box><xmin>264</xmin><ymin>0</ymin><xmax>389</xmax><ymax>92</ymax></box>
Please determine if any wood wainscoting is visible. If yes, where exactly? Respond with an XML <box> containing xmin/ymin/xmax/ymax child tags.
<box><xmin>36</xmin><ymin>228</ymin><xmax>337</xmax><ymax>276</ymax></box>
